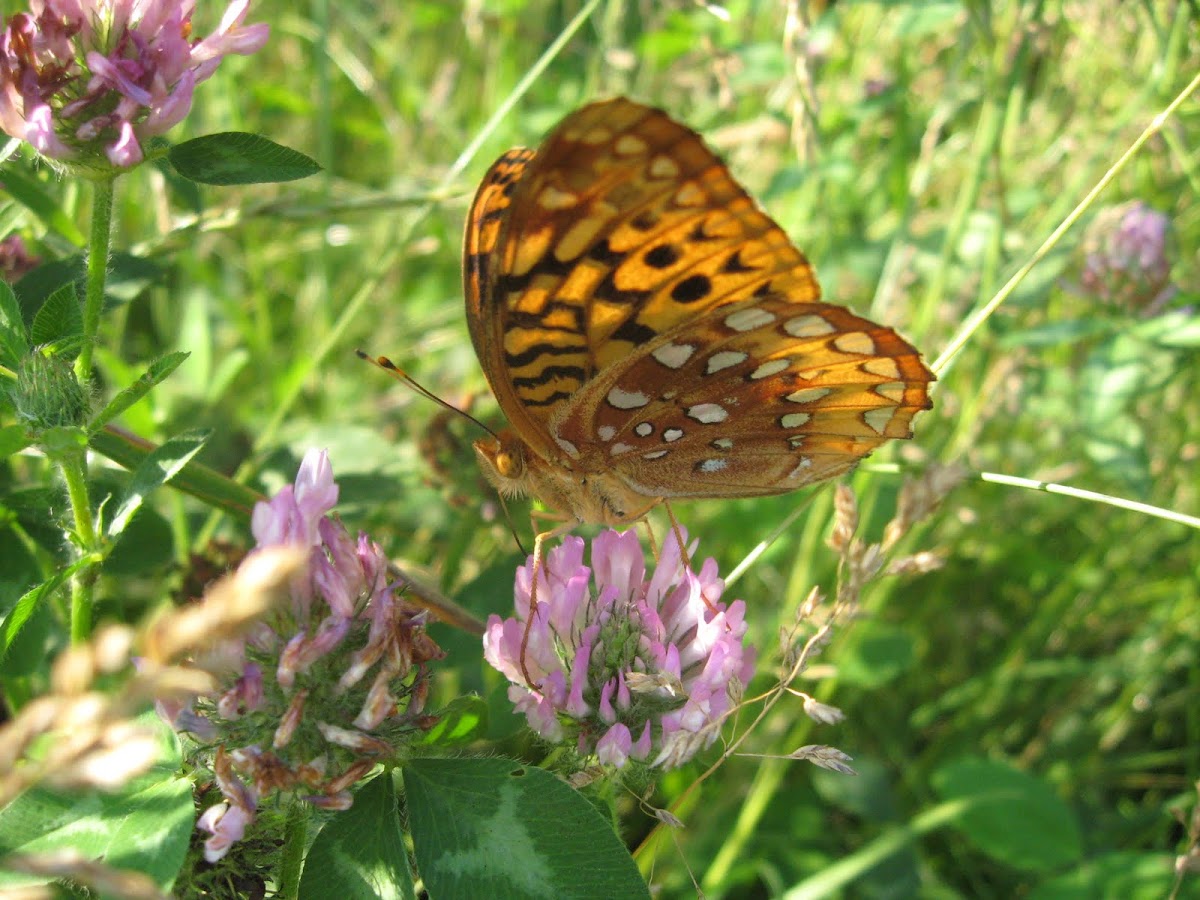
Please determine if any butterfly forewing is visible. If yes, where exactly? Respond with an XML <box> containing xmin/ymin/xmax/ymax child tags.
<box><xmin>463</xmin><ymin>97</ymin><xmax>934</xmax><ymax>522</ymax></box>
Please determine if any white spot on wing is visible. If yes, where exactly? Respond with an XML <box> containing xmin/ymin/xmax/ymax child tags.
<box><xmin>687</xmin><ymin>403</ymin><xmax>728</xmax><ymax>424</ymax></box>
<box><xmin>705</xmin><ymin>350</ymin><xmax>748</xmax><ymax>374</ymax></box>
<box><xmin>785</xmin><ymin>387</ymin><xmax>832</xmax><ymax>404</ymax></box>
<box><xmin>555</xmin><ymin>437</ymin><xmax>579</xmax><ymax>456</ymax></box>
<box><xmin>875</xmin><ymin>382</ymin><xmax>906</xmax><ymax>402</ymax></box>
<box><xmin>538</xmin><ymin>186</ymin><xmax>578</xmax><ymax>210</ymax></box>
<box><xmin>651</xmin><ymin>343</ymin><xmax>695</xmax><ymax>369</ymax></box>
<box><xmin>783</xmin><ymin>315</ymin><xmax>836</xmax><ymax>337</ymax></box>
<box><xmin>864</xmin><ymin>406</ymin><xmax>894</xmax><ymax>435</ymax></box>
<box><xmin>634</xmin><ymin>422</ymin><xmax>653</xmax><ymax>437</ymax></box>
<box><xmin>698</xmin><ymin>458</ymin><xmax>728</xmax><ymax>473</ymax></box>
<box><xmin>643</xmin><ymin>449</ymin><xmax>669</xmax><ymax>460</ymax></box>
<box><xmin>750</xmin><ymin>359</ymin><xmax>790</xmax><ymax>380</ymax></box>
<box><xmin>834</xmin><ymin>333</ymin><xmax>875</xmax><ymax>355</ymax></box>
<box><xmin>610</xmin><ymin>442</ymin><xmax>635</xmax><ymax>455</ymax></box>
<box><xmin>581</xmin><ymin>126</ymin><xmax>612</xmax><ymax>145</ymax></box>
<box><xmin>787</xmin><ymin>458</ymin><xmax>814</xmax><ymax>479</ymax></box>
<box><xmin>615</xmin><ymin>134</ymin><xmax>648</xmax><ymax>156</ymax></box>
<box><xmin>607</xmin><ymin>387</ymin><xmax>650</xmax><ymax>409</ymax></box>
<box><xmin>711</xmin><ymin>438</ymin><xmax>734</xmax><ymax>450</ymax></box>
<box><xmin>673</xmin><ymin>181</ymin><xmax>705</xmax><ymax>206</ymax></box>
<box><xmin>724</xmin><ymin>308</ymin><xmax>776</xmax><ymax>332</ymax></box>
<box><xmin>863</xmin><ymin>357</ymin><xmax>901</xmax><ymax>379</ymax></box>
<box><xmin>663</xmin><ymin>428</ymin><xmax>684</xmax><ymax>442</ymax></box>
<box><xmin>649</xmin><ymin>155</ymin><xmax>680</xmax><ymax>178</ymax></box>
<box><xmin>781</xmin><ymin>413</ymin><xmax>811</xmax><ymax>428</ymax></box>
<box><xmin>597</xmin><ymin>425</ymin><xmax>616</xmax><ymax>441</ymax></box>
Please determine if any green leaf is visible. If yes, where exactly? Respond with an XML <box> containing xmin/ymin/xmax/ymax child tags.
<box><xmin>0</xmin><ymin>713</ymin><xmax>192</xmax><ymax>893</ymax></box>
<box><xmin>0</xmin><ymin>560</ymin><xmax>87</xmax><ymax>659</ymax></box>
<box><xmin>104</xmin><ymin>504</ymin><xmax>173</xmax><ymax>575</ymax></box>
<box><xmin>300</xmin><ymin>773</ymin><xmax>416</xmax><ymax>900</ymax></box>
<box><xmin>14</xmin><ymin>253</ymin><xmax>161</xmax><ymax>327</ymax></box>
<box><xmin>0</xmin><ymin>578</ymin><xmax>53</xmax><ymax>683</ymax></box>
<box><xmin>932</xmin><ymin>757</ymin><xmax>1082</xmax><ymax>872</ymax></box>
<box><xmin>1027</xmin><ymin>851</ymin><xmax>1185</xmax><ymax>899</ymax></box>
<box><xmin>404</xmin><ymin>757</ymin><xmax>649</xmax><ymax>900</ymax></box>
<box><xmin>0</xmin><ymin>164</ymin><xmax>86</xmax><ymax>245</ymax></box>
<box><xmin>108</xmin><ymin>430</ymin><xmax>208</xmax><ymax>539</ymax></box>
<box><xmin>168</xmin><ymin>133</ymin><xmax>322</xmax><ymax>185</ymax></box>
<box><xmin>1129</xmin><ymin>308</ymin><xmax>1200</xmax><ymax>347</ymax></box>
<box><xmin>0</xmin><ymin>280</ymin><xmax>28</xmax><ymax>366</ymax></box>
<box><xmin>29</xmin><ymin>282</ymin><xmax>82</xmax><ymax>353</ymax></box>
<box><xmin>836</xmin><ymin>622</ymin><xmax>915</xmax><ymax>688</ymax></box>
<box><xmin>0</xmin><ymin>424</ymin><xmax>30</xmax><ymax>461</ymax></box>
<box><xmin>89</xmin><ymin>351</ymin><xmax>190</xmax><ymax>433</ymax></box>
<box><xmin>89</xmin><ymin>426</ymin><xmax>264</xmax><ymax>519</ymax></box>
<box><xmin>417</xmin><ymin>696</ymin><xmax>489</xmax><ymax>748</ymax></box>
<box><xmin>1</xmin><ymin>487</ymin><xmax>67</xmax><ymax>563</ymax></box>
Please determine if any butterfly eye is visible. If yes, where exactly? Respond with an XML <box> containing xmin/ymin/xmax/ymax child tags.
<box><xmin>495</xmin><ymin>448</ymin><xmax>524</xmax><ymax>479</ymax></box>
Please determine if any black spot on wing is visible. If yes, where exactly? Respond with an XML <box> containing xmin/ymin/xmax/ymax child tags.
<box><xmin>588</xmin><ymin>238</ymin><xmax>624</xmax><ymax>266</ymax></box>
<box><xmin>612</xmin><ymin>318</ymin><xmax>657</xmax><ymax>345</ymax></box>
<box><xmin>721</xmin><ymin>248</ymin><xmax>758</xmax><ymax>273</ymax></box>
<box><xmin>671</xmin><ymin>274</ymin><xmax>711</xmax><ymax>304</ymax></box>
<box><xmin>644</xmin><ymin>244</ymin><xmax>680</xmax><ymax>268</ymax></box>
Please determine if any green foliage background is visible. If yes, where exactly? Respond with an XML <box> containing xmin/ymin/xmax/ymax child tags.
<box><xmin>1</xmin><ymin>0</ymin><xmax>1198</xmax><ymax>896</ymax></box>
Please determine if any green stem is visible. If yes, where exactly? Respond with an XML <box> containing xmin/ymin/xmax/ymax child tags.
<box><xmin>62</xmin><ymin>447</ymin><xmax>97</xmax><ymax>642</ymax></box>
<box><xmin>277</xmin><ymin>798</ymin><xmax>308</xmax><ymax>898</ymax></box>
<box><xmin>75</xmin><ymin>177</ymin><xmax>115</xmax><ymax>381</ymax></box>
<box><xmin>65</xmin><ymin>177</ymin><xmax>116</xmax><ymax>640</ymax></box>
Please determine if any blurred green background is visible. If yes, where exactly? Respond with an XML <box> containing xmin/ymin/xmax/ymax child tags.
<box><xmin>3</xmin><ymin>0</ymin><xmax>1198</xmax><ymax>896</ymax></box>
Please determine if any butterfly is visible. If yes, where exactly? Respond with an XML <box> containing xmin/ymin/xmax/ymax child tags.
<box><xmin>464</xmin><ymin>98</ymin><xmax>934</xmax><ymax>530</ymax></box>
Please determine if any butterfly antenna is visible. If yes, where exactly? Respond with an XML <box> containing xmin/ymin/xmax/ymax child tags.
<box><xmin>355</xmin><ymin>350</ymin><xmax>501</xmax><ymax>441</ymax></box>
<box><xmin>357</xmin><ymin>350</ymin><xmax>529</xmax><ymax>555</ymax></box>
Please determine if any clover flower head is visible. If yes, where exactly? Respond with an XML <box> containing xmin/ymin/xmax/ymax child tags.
<box><xmin>165</xmin><ymin>449</ymin><xmax>443</xmax><ymax>862</ymax></box>
<box><xmin>0</xmin><ymin>0</ymin><xmax>269</xmax><ymax>168</ymax></box>
<box><xmin>1079</xmin><ymin>201</ymin><xmax>1177</xmax><ymax>315</ymax></box>
<box><xmin>484</xmin><ymin>527</ymin><xmax>755</xmax><ymax>770</ymax></box>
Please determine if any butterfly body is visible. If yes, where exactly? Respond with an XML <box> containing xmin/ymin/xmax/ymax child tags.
<box><xmin>465</xmin><ymin>98</ymin><xmax>934</xmax><ymax>527</ymax></box>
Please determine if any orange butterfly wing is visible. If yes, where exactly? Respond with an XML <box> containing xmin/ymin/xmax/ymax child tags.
<box><xmin>464</xmin><ymin>98</ymin><xmax>933</xmax><ymax>519</ymax></box>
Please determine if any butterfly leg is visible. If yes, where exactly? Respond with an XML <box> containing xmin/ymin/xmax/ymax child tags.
<box><xmin>519</xmin><ymin>511</ymin><xmax>576</xmax><ymax>688</ymax></box>
<box><xmin>662</xmin><ymin>499</ymin><xmax>695</xmax><ymax>575</ymax></box>
<box><xmin>637</xmin><ymin>516</ymin><xmax>659</xmax><ymax>561</ymax></box>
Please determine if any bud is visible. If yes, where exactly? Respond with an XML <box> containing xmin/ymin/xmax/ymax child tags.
<box><xmin>12</xmin><ymin>351</ymin><xmax>89</xmax><ymax>431</ymax></box>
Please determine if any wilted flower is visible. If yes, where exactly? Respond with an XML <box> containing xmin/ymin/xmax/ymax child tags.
<box><xmin>165</xmin><ymin>449</ymin><xmax>443</xmax><ymax>863</ymax></box>
<box><xmin>1079</xmin><ymin>201</ymin><xmax>1177</xmax><ymax>315</ymax></box>
<box><xmin>0</xmin><ymin>0</ymin><xmax>269</xmax><ymax>168</ymax></box>
<box><xmin>484</xmin><ymin>528</ymin><xmax>755</xmax><ymax>770</ymax></box>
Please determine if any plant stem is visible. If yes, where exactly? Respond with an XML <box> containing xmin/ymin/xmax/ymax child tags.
<box><xmin>62</xmin><ymin>446</ymin><xmax>97</xmax><ymax>642</ymax></box>
<box><xmin>65</xmin><ymin>176</ymin><xmax>115</xmax><ymax>640</ymax></box>
<box><xmin>277</xmin><ymin>798</ymin><xmax>308</xmax><ymax>898</ymax></box>
<box><xmin>76</xmin><ymin>177</ymin><xmax>115</xmax><ymax>381</ymax></box>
